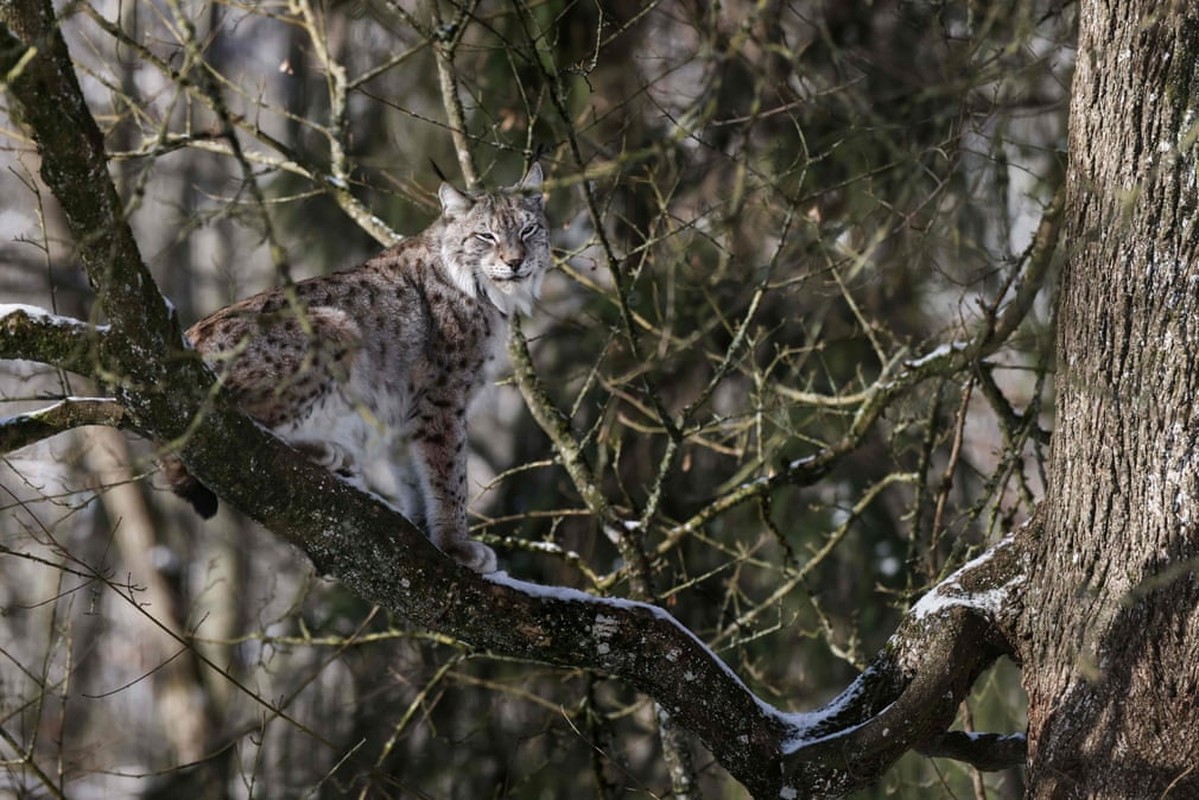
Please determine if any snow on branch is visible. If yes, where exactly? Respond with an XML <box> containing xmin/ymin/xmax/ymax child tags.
<box><xmin>0</xmin><ymin>396</ymin><xmax>130</xmax><ymax>454</ymax></box>
<box><xmin>910</xmin><ymin>533</ymin><xmax>1028</xmax><ymax>623</ymax></box>
<box><xmin>0</xmin><ymin>304</ymin><xmax>110</xmax><ymax>376</ymax></box>
<box><xmin>765</xmin><ymin>527</ymin><xmax>1032</xmax><ymax>794</ymax></box>
<box><xmin>470</xmin><ymin>531</ymin><xmax>1031</xmax><ymax>797</ymax></box>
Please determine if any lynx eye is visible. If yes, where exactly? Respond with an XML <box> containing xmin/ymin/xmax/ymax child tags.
<box><xmin>473</xmin><ymin>231</ymin><xmax>497</xmax><ymax>244</ymax></box>
<box><xmin>519</xmin><ymin>223</ymin><xmax>540</xmax><ymax>240</ymax></box>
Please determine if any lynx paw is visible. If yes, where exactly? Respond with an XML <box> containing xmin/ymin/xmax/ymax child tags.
<box><xmin>443</xmin><ymin>539</ymin><xmax>499</xmax><ymax>574</ymax></box>
<box><xmin>295</xmin><ymin>440</ymin><xmax>356</xmax><ymax>476</ymax></box>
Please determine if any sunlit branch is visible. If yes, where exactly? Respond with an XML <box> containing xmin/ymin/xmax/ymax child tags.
<box><xmin>81</xmin><ymin>4</ymin><xmax>402</xmax><ymax>248</ymax></box>
<box><xmin>380</xmin><ymin>0</ymin><xmax>483</xmax><ymax>186</ymax></box>
<box><xmin>294</xmin><ymin>0</ymin><xmax>365</xmax><ymax>251</ymax></box>
<box><xmin>507</xmin><ymin>317</ymin><xmax>612</xmax><ymax>526</ymax></box>
<box><xmin>163</xmin><ymin>0</ymin><xmax>292</xmax><ymax>281</ymax></box>
<box><xmin>984</xmin><ymin>184</ymin><xmax>1065</xmax><ymax>350</ymax></box>
<box><xmin>430</xmin><ymin>0</ymin><xmax>481</xmax><ymax>188</ymax></box>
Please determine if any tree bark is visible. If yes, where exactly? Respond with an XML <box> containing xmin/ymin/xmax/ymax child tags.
<box><xmin>1021</xmin><ymin>2</ymin><xmax>1199</xmax><ymax>796</ymax></box>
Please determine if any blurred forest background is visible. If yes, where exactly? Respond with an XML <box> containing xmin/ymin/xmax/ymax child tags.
<box><xmin>0</xmin><ymin>1</ymin><xmax>1073</xmax><ymax>797</ymax></box>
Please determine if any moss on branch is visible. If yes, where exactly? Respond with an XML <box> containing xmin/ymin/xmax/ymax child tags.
<box><xmin>0</xmin><ymin>305</ymin><xmax>107</xmax><ymax>376</ymax></box>
<box><xmin>0</xmin><ymin>397</ymin><xmax>131</xmax><ymax>454</ymax></box>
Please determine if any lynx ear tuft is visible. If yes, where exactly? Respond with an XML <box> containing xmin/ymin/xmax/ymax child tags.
<box><xmin>438</xmin><ymin>183</ymin><xmax>473</xmax><ymax>217</ymax></box>
<box><xmin>517</xmin><ymin>162</ymin><xmax>544</xmax><ymax>191</ymax></box>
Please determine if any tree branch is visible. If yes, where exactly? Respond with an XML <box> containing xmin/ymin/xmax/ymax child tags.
<box><xmin>0</xmin><ymin>5</ymin><xmax>186</xmax><ymax>386</ymax></box>
<box><xmin>776</xmin><ymin>528</ymin><xmax>1029</xmax><ymax>794</ymax></box>
<box><xmin>917</xmin><ymin>732</ymin><xmax>1027</xmax><ymax>772</ymax></box>
<box><xmin>0</xmin><ymin>304</ymin><xmax>108</xmax><ymax>376</ymax></box>
<box><xmin>81</xmin><ymin>3</ymin><xmax>402</xmax><ymax>248</ymax></box>
<box><xmin>984</xmin><ymin>183</ymin><xmax>1065</xmax><ymax>350</ymax></box>
<box><xmin>663</xmin><ymin>179</ymin><xmax>1064</xmax><ymax>547</ymax></box>
<box><xmin>2</xmin><ymin>0</ymin><xmax>272</xmax><ymax>467</ymax></box>
<box><xmin>0</xmin><ymin>397</ymin><xmax>131</xmax><ymax>454</ymax></box>
<box><xmin>507</xmin><ymin>316</ymin><xmax>612</xmax><ymax>524</ymax></box>
<box><xmin>431</xmin><ymin>1</ymin><xmax>481</xmax><ymax>188</ymax></box>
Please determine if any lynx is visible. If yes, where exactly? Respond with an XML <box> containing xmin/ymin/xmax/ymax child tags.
<box><xmin>163</xmin><ymin>164</ymin><xmax>550</xmax><ymax>573</ymax></box>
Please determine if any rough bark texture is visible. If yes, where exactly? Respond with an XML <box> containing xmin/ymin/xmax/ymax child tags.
<box><xmin>1022</xmin><ymin>2</ymin><xmax>1199</xmax><ymax>796</ymax></box>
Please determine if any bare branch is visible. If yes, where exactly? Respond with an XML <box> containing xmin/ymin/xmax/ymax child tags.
<box><xmin>162</xmin><ymin>0</ymin><xmax>292</xmax><ymax>281</ymax></box>
<box><xmin>80</xmin><ymin>3</ymin><xmax>402</xmax><ymax>247</ymax></box>
<box><xmin>917</xmin><ymin>732</ymin><xmax>1027</xmax><ymax>772</ymax></box>
<box><xmin>985</xmin><ymin>183</ymin><xmax>1065</xmax><ymax>350</ymax></box>
<box><xmin>0</xmin><ymin>397</ymin><xmax>130</xmax><ymax>454</ymax></box>
<box><xmin>507</xmin><ymin>317</ymin><xmax>611</xmax><ymax>523</ymax></box>
<box><xmin>778</xmin><ymin>528</ymin><xmax>1030</xmax><ymax>794</ymax></box>
<box><xmin>431</xmin><ymin>2</ymin><xmax>481</xmax><ymax>188</ymax></box>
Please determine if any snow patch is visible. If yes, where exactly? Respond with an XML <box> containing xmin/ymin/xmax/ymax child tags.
<box><xmin>0</xmin><ymin>304</ymin><xmax>109</xmax><ymax>334</ymax></box>
<box><xmin>485</xmin><ymin>571</ymin><xmax>974</xmax><ymax>757</ymax></box>
<box><xmin>911</xmin><ymin>584</ymin><xmax>1015</xmax><ymax>620</ymax></box>
<box><xmin>777</xmin><ymin>664</ymin><xmax>901</xmax><ymax>752</ymax></box>
<box><xmin>749</xmin><ymin>540</ymin><xmax>1029</xmax><ymax>754</ymax></box>
<box><xmin>786</xmin><ymin>453</ymin><xmax>817</xmax><ymax>472</ymax></box>
<box><xmin>588</xmin><ymin>606</ymin><xmax>622</xmax><ymax>657</ymax></box>
<box><xmin>911</xmin><ymin>535</ymin><xmax>1023</xmax><ymax>621</ymax></box>
<box><xmin>903</xmin><ymin>341</ymin><xmax>968</xmax><ymax>370</ymax></box>
<box><xmin>1</xmin><ymin>303</ymin><xmax>53</xmax><ymax>319</ymax></box>
<box><xmin>0</xmin><ymin>397</ymin><xmax>121</xmax><ymax>430</ymax></box>
<box><xmin>486</xmin><ymin>571</ymin><xmax>791</xmax><ymax>723</ymax></box>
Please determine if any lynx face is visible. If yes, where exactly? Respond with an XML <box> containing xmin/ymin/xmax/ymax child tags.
<box><xmin>439</xmin><ymin>164</ymin><xmax>550</xmax><ymax>316</ymax></box>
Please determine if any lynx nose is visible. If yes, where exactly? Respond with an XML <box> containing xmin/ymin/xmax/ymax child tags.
<box><xmin>501</xmin><ymin>245</ymin><xmax>525</xmax><ymax>272</ymax></box>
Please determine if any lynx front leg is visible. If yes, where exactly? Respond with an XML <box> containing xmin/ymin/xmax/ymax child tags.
<box><xmin>408</xmin><ymin>395</ymin><xmax>498</xmax><ymax>573</ymax></box>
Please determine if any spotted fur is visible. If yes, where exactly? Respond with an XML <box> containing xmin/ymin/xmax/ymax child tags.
<box><xmin>163</xmin><ymin>165</ymin><xmax>550</xmax><ymax>573</ymax></box>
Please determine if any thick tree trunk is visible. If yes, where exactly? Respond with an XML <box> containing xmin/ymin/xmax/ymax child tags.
<box><xmin>1022</xmin><ymin>2</ymin><xmax>1199</xmax><ymax>796</ymax></box>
